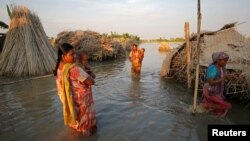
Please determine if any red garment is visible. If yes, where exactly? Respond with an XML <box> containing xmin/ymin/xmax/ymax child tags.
<box><xmin>56</xmin><ymin>65</ymin><xmax>97</xmax><ymax>135</ymax></box>
<box><xmin>201</xmin><ymin>83</ymin><xmax>231</xmax><ymax>116</ymax></box>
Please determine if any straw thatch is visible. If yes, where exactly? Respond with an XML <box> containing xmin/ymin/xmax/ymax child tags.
<box><xmin>158</xmin><ymin>41</ymin><xmax>171</xmax><ymax>52</ymax></box>
<box><xmin>55</xmin><ymin>30</ymin><xmax>126</xmax><ymax>61</ymax></box>
<box><xmin>160</xmin><ymin>48</ymin><xmax>178</xmax><ymax>77</ymax></box>
<box><xmin>112</xmin><ymin>37</ymin><xmax>140</xmax><ymax>51</ymax></box>
<box><xmin>0</xmin><ymin>6</ymin><xmax>56</xmax><ymax>77</ymax></box>
<box><xmin>161</xmin><ymin>22</ymin><xmax>250</xmax><ymax>106</ymax></box>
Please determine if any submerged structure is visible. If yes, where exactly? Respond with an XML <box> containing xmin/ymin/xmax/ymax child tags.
<box><xmin>161</xmin><ymin>23</ymin><xmax>250</xmax><ymax>106</ymax></box>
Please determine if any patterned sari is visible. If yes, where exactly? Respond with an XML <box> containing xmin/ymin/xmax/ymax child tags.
<box><xmin>56</xmin><ymin>63</ymin><xmax>97</xmax><ymax>135</ymax></box>
<box><xmin>129</xmin><ymin>51</ymin><xmax>142</xmax><ymax>74</ymax></box>
<box><xmin>201</xmin><ymin>64</ymin><xmax>231</xmax><ymax>116</ymax></box>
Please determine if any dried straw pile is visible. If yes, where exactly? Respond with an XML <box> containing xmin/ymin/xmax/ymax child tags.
<box><xmin>161</xmin><ymin>23</ymin><xmax>250</xmax><ymax>106</ymax></box>
<box><xmin>0</xmin><ymin>6</ymin><xmax>56</xmax><ymax>77</ymax></box>
<box><xmin>158</xmin><ymin>41</ymin><xmax>171</xmax><ymax>52</ymax></box>
<box><xmin>55</xmin><ymin>30</ymin><xmax>126</xmax><ymax>61</ymax></box>
<box><xmin>112</xmin><ymin>38</ymin><xmax>140</xmax><ymax>51</ymax></box>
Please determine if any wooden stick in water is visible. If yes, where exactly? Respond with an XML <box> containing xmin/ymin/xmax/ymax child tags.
<box><xmin>193</xmin><ymin>0</ymin><xmax>202</xmax><ymax>114</ymax></box>
<box><xmin>185</xmin><ymin>22</ymin><xmax>191</xmax><ymax>88</ymax></box>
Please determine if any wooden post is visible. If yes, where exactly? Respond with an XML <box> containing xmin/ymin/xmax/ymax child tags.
<box><xmin>193</xmin><ymin>0</ymin><xmax>202</xmax><ymax>113</ymax></box>
<box><xmin>185</xmin><ymin>22</ymin><xmax>191</xmax><ymax>88</ymax></box>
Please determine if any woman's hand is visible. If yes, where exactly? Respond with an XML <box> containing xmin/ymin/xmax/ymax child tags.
<box><xmin>208</xmin><ymin>78</ymin><xmax>224</xmax><ymax>85</ymax></box>
<box><xmin>84</xmin><ymin>64</ymin><xmax>91</xmax><ymax>70</ymax></box>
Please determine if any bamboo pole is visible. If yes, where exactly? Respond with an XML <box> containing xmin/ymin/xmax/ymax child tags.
<box><xmin>193</xmin><ymin>0</ymin><xmax>202</xmax><ymax>113</ymax></box>
<box><xmin>185</xmin><ymin>22</ymin><xmax>191</xmax><ymax>88</ymax></box>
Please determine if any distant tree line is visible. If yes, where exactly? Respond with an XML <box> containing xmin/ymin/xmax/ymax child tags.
<box><xmin>141</xmin><ymin>37</ymin><xmax>185</xmax><ymax>43</ymax></box>
<box><xmin>108</xmin><ymin>32</ymin><xmax>140</xmax><ymax>43</ymax></box>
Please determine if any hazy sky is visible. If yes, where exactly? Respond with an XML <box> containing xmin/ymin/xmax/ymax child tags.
<box><xmin>0</xmin><ymin>0</ymin><xmax>249</xmax><ymax>39</ymax></box>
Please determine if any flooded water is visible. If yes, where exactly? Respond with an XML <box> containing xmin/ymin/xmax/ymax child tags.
<box><xmin>0</xmin><ymin>43</ymin><xmax>250</xmax><ymax>141</ymax></box>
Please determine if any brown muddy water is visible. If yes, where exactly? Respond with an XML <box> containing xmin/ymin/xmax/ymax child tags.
<box><xmin>0</xmin><ymin>43</ymin><xmax>250</xmax><ymax>141</ymax></box>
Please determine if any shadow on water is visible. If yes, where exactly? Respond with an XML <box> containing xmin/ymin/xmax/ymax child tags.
<box><xmin>1</xmin><ymin>43</ymin><xmax>250</xmax><ymax>141</ymax></box>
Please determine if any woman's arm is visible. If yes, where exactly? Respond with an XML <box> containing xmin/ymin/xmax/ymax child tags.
<box><xmin>207</xmin><ymin>77</ymin><xmax>224</xmax><ymax>86</ymax></box>
<box><xmin>89</xmin><ymin>70</ymin><xmax>96</xmax><ymax>79</ymax></box>
<box><xmin>84</xmin><ymin>75</ymin><xmax>95</xmax><ymax>85</ymax></box>
<box><xmin>84</xmin><ymin>64</ymin><xmax>96</xmax><ymax>79</ymax></box>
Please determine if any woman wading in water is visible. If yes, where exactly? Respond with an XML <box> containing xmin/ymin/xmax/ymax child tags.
<box><xmin>201</xmin><ymin>52</ymin><xmax>232</xmax><ymax>117</ymax></box>
<box><xmin>54</xmin><ymin>43</ymin><xmax>97</xmax><ymax>137</ymax></box>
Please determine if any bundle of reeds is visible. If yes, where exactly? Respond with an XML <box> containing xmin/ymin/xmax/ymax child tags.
<box><xmin>0</xmin><ymin>5</ymin><xmax>56</xmax><ymax>77</ymax></box>
<box><xmin>158</xmin><ymin>42</ymin><xmax>171</xmax><ymax>52</ymax></box>
<box><xmin>55</xmin><ymin>30</ymin><xmax>126</xmax><ymax>61</ymax></box>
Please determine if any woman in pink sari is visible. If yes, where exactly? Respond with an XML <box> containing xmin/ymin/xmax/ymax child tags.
<box><xmin>54</xmin><ymin>43</ymin><xmax>97</xmax><ymax>137</ymax></box>
<box><xmin>201</xmin><ymin>52</ymin><xmax>232</xmax><ymax>117</ymax></box>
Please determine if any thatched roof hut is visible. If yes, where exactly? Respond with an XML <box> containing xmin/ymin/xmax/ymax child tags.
<box><xmin>0</xmin><ymin>6</ymin><xmax>56</xmax><ymax>77</ymax></box>
<box><xmin>161</xmin><ymin>23</ymin><xmax>250</xmax><ymax>105</ymax></box>
<box><xmin>55</xmin><ymin>30</ymin><xmax>126</xmax><ymax>61</ymax></box>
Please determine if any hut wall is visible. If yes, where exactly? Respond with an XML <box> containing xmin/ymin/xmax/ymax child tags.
<box><xmin>160</xmin><ymin>48</ymin><xmax>178</xmax><ymax>77</ymax></box>
<box><xmin>170</xmin><ymin>39</ymin><xmax>203</xmax><ymax>87</ymax></box>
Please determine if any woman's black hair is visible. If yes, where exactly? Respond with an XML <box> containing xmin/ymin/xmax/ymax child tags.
<box><xmin>132</xmin><ymin>43</ymin><xmax>138</xmax><ymax>47</ymax></box>
<box><xmin>53</xmin><ymin>43</ymin><xmax>74</xmax><ymax>76</ymax></box>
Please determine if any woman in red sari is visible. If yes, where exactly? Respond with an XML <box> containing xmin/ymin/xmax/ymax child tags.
<box><xmin>54</xmin><ymin>43</ymin><xmax>97</xmax><ymax>137</ymax></box>
<box><xmin>201</xmin><ymin>52</ymin><xmax>232</xmax><ymax>117</ymax></box>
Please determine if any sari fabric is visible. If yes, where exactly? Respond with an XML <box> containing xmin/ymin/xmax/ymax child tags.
<box><xmin>201</xmin><ymin>64</ymin><xmax>231</xmax><ymax>116</ymax></box>
<box><xmin>56</xmin><ymin>64</ymin><xmax>97</xmax><ymax>134</ymax></box>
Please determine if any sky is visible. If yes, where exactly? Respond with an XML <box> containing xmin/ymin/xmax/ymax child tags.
<box><xmin>0</xmin><ymin>0</ymin><xmax>250</xmax><ymax>39</ymax></box>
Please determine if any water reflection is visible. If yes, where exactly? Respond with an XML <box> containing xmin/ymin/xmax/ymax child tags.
<box><xmin>128</xmin><ymin>76</ymin><xmax>143</xmax><ymax>106</ymax></box>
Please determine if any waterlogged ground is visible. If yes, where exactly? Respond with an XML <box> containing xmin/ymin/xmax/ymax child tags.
<box><xmin>0</xmin><ymin>43</ymin><xmax>250</xmax><ymax>141</ymax></box>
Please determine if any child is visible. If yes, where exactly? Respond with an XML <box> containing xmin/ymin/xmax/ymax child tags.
<box><xmin>139</xmin><ymin>48</ymin><xmax>145</xmax><ymax>63</ymax></box>
<box><xmin>79</xmin><ymin>51</ymin><xmax>96</xmax><ymax>79</ymax></box>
